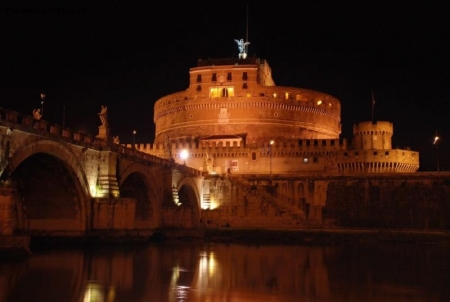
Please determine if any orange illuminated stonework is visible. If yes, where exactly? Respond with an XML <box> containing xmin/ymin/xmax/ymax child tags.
<box><xmin>141</xmin><ymin>58</ymin><xmax>419</xmax><ymax>174</ymax></box>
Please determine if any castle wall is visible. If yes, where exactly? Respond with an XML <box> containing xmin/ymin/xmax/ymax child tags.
<box><xmin>154</xmin><ymin>95</ymin><xmax>341</xmax><ymax>144</ymax></box>
<box><xmin>132</xmin><ymin>137</ymin><xmax>419</xmax><ymax>174</ymax></box>
<box><xmin>199</xmin><ymin>174</ymin><xmax>450</xmax><ymax>230</ymax></box>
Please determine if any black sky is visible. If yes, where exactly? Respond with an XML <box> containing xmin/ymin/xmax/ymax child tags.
<box><xmin>1</xmin><ymin>1</ymin><xmax>449</xmax><ymax>171</ymax></box>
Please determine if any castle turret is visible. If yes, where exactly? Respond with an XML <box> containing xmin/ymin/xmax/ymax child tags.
<box><xmin>353</xmin><ymin>121</ymin><xmax>393</xmax><ymax>150</ymax></box>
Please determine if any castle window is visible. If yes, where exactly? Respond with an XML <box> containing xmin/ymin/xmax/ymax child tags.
<box><xmin>306</xmin><ymin>140</ymin><xmax>310</xmax><ymax>146</ymax></box>
<box><xmin>374</xmin><ymin>151</ymin><xmax>378</xmax><ymax>156</ymax></box>
<box><xmin>314</xmin><ymin>140</ymin><xmax>318</xmax><ymax>146</ymax></box>
<box><xmin>227</xmin><ymin>72</ymin><xmax>232</xmax><ymax>81</ymax></box>
<box><xmin>313</xmin><ymin>157</ymin><xmax>318</xmax><ymax>163</ymax></box>
<box><xmin>273</xmin><ymin>93</ymin><xmax>277</xmax><ymax>98</ymax></box>
<box><xmin>210</xmin><ymin>87</ymin><xmax>235</xmax><ymax>98</ymax></box>
<box><xmin>316</xmin><ymin>99</ymin><xmax>322</xmax><ymax>105</ymax></box>
<box><xmin>246</xmin><ymin>92</ymin><xmax>252</xmax><ymax>97</ymax></box>
<box><xmin>212</xmin><ymin>73</ymin><xmax>217</xmax><ymax>82</ymax></box>
<box><xmin>344</xmin><ymin>152</ymin><xmax>348</xmax><ymax>157</ymax></box>
<box><xmin>196</xmin><ymin>85</ymin><xmax>201</xmax><ymax>91</ymax></box>
<box><xmin>259</xmin><ymin>93</ymin><xmax>265</xmax><ymax>97</ymax></box>
<box><xmin>285</xmin><ymin>92</ymin><xmax>289</xmax><ymax>100</ymax></box>
<box><xmin>303</xmin><ymin>157</ymin><xmax>309</xmax><ymax>163</ymax></box>
<box><xmin>243</xmin><ymin>72</ymin><xmax>248</xmax><ymax>80</ymax></box>
<box><xmin>296</xmin><ymin>94</ymin><xmax>308</xmax><ymax>101</ymax></box>
<box><xmin>243</xmin><ymin>83</ymin><xmax>248</xmax><ymax>89</ymax></box>
<box><xmin>252</xmin><ymin>152</ymin><xmax>256</xmax><ymax>160</ymax></box>
<box><xmin>322</xmin><ymin>140</ymin><xmax>326</xmax><ymax>146</ymax></box>
<box><xmin>197</xmin><ymin>74</ymin><xmax>202</xmax><ymax>83</ymax></box>
<box><xmin>385</xmin><ymin>151</ymin><xmax>389</xmax><ymax>156</ymax></box>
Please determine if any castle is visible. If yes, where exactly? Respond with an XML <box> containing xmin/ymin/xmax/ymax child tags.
<box><xmin>132</xmin><ymin>49</ymin><xmax>419</xmax><ymax>174</ymax></box>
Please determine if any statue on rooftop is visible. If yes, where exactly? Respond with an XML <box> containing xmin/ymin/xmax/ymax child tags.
<box><xmin>98</xmin><ymin>105</ymin><xmax>108</xmax><ymax>127</ymax></box>
<box><xmin>234</xmin><ymin>39</ymin><xmax>250</xmax><ymax>59</ymax></box>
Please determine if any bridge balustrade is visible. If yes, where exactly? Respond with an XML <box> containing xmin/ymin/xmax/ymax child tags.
<box><xmin>0</xmin><ymin>108</ymin><xmax>104</xmax><ymax>149</ymax></box>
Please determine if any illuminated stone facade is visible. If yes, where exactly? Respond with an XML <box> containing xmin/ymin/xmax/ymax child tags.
<box><xmin>142</xmin><ymin>57</ymin><xmax>419</xmax><ymax>174</ymax></box>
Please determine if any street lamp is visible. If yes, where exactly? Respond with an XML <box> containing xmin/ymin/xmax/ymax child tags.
<box><xmin>180</xmin><ymin>149</ymin><xmax>189</xmax><ymax>165</ymax></box>
<box><xmin>269</xmin><ymin>140</ymin><xmax>274</xmax><ymax>174</ymax></box>
<box><xmin>132</xmin><ymin>130</ymin><xmax>137</xmax><ymax>148</ymax></box>
<box><xmin>433</xmin><ymin>133</ymin><xmax>440</xmax><ymax>172</ymax></box>
<box><xmin>40</xmin><ymin>93</ymin><xmax>45</xmax><ymax>118</ymax></box>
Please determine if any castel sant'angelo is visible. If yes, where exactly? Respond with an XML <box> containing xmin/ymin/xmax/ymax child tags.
<box><xmin>142</xmin><ymin>39</ymin><xmax>419</xmax><ymax>175</ymax></box>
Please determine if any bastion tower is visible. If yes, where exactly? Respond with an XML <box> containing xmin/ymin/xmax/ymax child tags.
<box><xmin>146</xmin><ymin>41</ymin><xmax>419</xmax><ymax>174</ymax></box>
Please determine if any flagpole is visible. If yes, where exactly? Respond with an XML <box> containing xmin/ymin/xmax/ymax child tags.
<box><xmin>371</xmin><ymin>91</ymin><xmax>375</xmax><ymax>122</ymax></box>
<box><xmin>245</xmin><ymin>5</ymin><xmax>249</xmax><ymax>54</ymax></box>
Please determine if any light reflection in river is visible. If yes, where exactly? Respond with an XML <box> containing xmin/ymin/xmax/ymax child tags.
<box><xmin>1</xmin><ymin>242</ymin><xmax>449</xmax><ymax>301</ymax></box>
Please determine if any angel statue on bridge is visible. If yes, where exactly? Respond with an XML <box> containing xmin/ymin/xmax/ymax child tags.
<box><xmin>33</xmin><ymin>108</ymin><xmax>42</xmax><ymax>120</ymax></box>
<box><xmin>234</xmin><ymin>38</ymin><xmax>250</xmax><ymax>59</ymax></box>
<box><xmin>98</xmin><ymin>105</ymin><xmax>108</xmax><ymax>127</ymax></box>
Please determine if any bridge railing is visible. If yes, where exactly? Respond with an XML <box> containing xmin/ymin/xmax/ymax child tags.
<box><xmin>0</xmin><ymin>108</ymin><xmax>105</xmax><ymax>148</ymax></box>
<box><xmin>113</xmin><ymin>144</ymin><xmax>203</xmax><ymax>177</ymax></box>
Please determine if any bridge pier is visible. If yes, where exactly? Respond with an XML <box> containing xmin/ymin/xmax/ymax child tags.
<box><xmin>0</xmin><ymin>183</ymin><xmax>30</xmax><ymax>255</ymax></box>
<box><xmin>91</xmin><ymin>198</ymin><xmax>136</xmax><ymax>230</ymax></box>
<box><xmin>0</xmin><ymin>185</ymin><xmax>14</xmax><ymax>236</ymax></box>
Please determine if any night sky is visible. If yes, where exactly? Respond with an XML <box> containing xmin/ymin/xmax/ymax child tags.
<box><xmin>1</xmin><ymin>1</ymin><xmax>449</xmax><ymax>171</ymax></box>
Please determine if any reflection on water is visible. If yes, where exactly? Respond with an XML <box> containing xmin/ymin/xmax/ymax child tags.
<box><xmin>1</xmin><ymin>242</ymin><xmax>449</xmax><ymax>301</ymax></box>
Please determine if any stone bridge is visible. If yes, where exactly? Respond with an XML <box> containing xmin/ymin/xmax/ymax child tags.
<box><xmin>0</xmin><ymin>108</ymin><xmax>205</xmax><ymax>237</ymax></box>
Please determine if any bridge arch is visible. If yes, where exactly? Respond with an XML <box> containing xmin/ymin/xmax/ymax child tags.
<box><xmin>119</xmin><ymin>163</ymin><xmax>162</xmax><ymax>229</ymax></box>
<box><xmin>161</xmin><ymin>176</ymin><xmax>201</xmax><ymax>228</ymax></box>
<box><xmin>6</xmin><ymin>139</ymin><xmax>91</xmax><ymax>233</ymax></box>
<box><xmin>177</xmin><ymin>176</ymin><xmax>201</xmax><ymax>210</ymax></box>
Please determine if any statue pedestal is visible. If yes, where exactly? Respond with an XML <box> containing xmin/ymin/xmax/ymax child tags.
<box><xmin>96</xmin><ymin>126</ymin><xmax>110</xmax><ymax>140</ymax></box>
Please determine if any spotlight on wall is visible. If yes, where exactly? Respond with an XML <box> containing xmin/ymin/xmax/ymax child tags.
<box><xmin>180</xmin><ymin>149</ymin><xmax>189</xmax><ymax>165</ymax></box>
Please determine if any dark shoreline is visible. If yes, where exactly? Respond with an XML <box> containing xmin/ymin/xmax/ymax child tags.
<box><xmin>164</xmin><ymin>228</ymin><xmax>450</xmax><ymax>246</ymax></box>
<box><xmin>2</xmin><ymin>228</ymin><xmax>450</xmax><ymax>257</ymax></box>
<box><xmin>30</xmin><ymin>228</ymin><xmax>450</xmax><ymax>246</ymax></box>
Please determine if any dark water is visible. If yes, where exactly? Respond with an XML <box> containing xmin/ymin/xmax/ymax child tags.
<box><xmin>1</xmin><ymin>241</ymin><xmax>449</xmax><ymax>302</ymax></box>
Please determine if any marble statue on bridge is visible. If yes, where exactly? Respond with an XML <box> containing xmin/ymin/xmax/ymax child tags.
<box><xmin>96</xmin><ymin>105</ymin><xmax>110</xmax><ymax>140</ymax></box>
<box><xmin>98</xmin><ymin>105</ymin><xmax>108</xmax><ymax>127</ymax></box>
<box><xmin>33</xmin><ymin>109</ymin><xmax>42</xmax><ymax>120</ymax></box>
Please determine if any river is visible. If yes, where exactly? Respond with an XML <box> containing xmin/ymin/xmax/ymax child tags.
<box><xmin>1</xmin><ymin>240</ymin><xmax>449</xmax><ymax>301</ymax></box>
